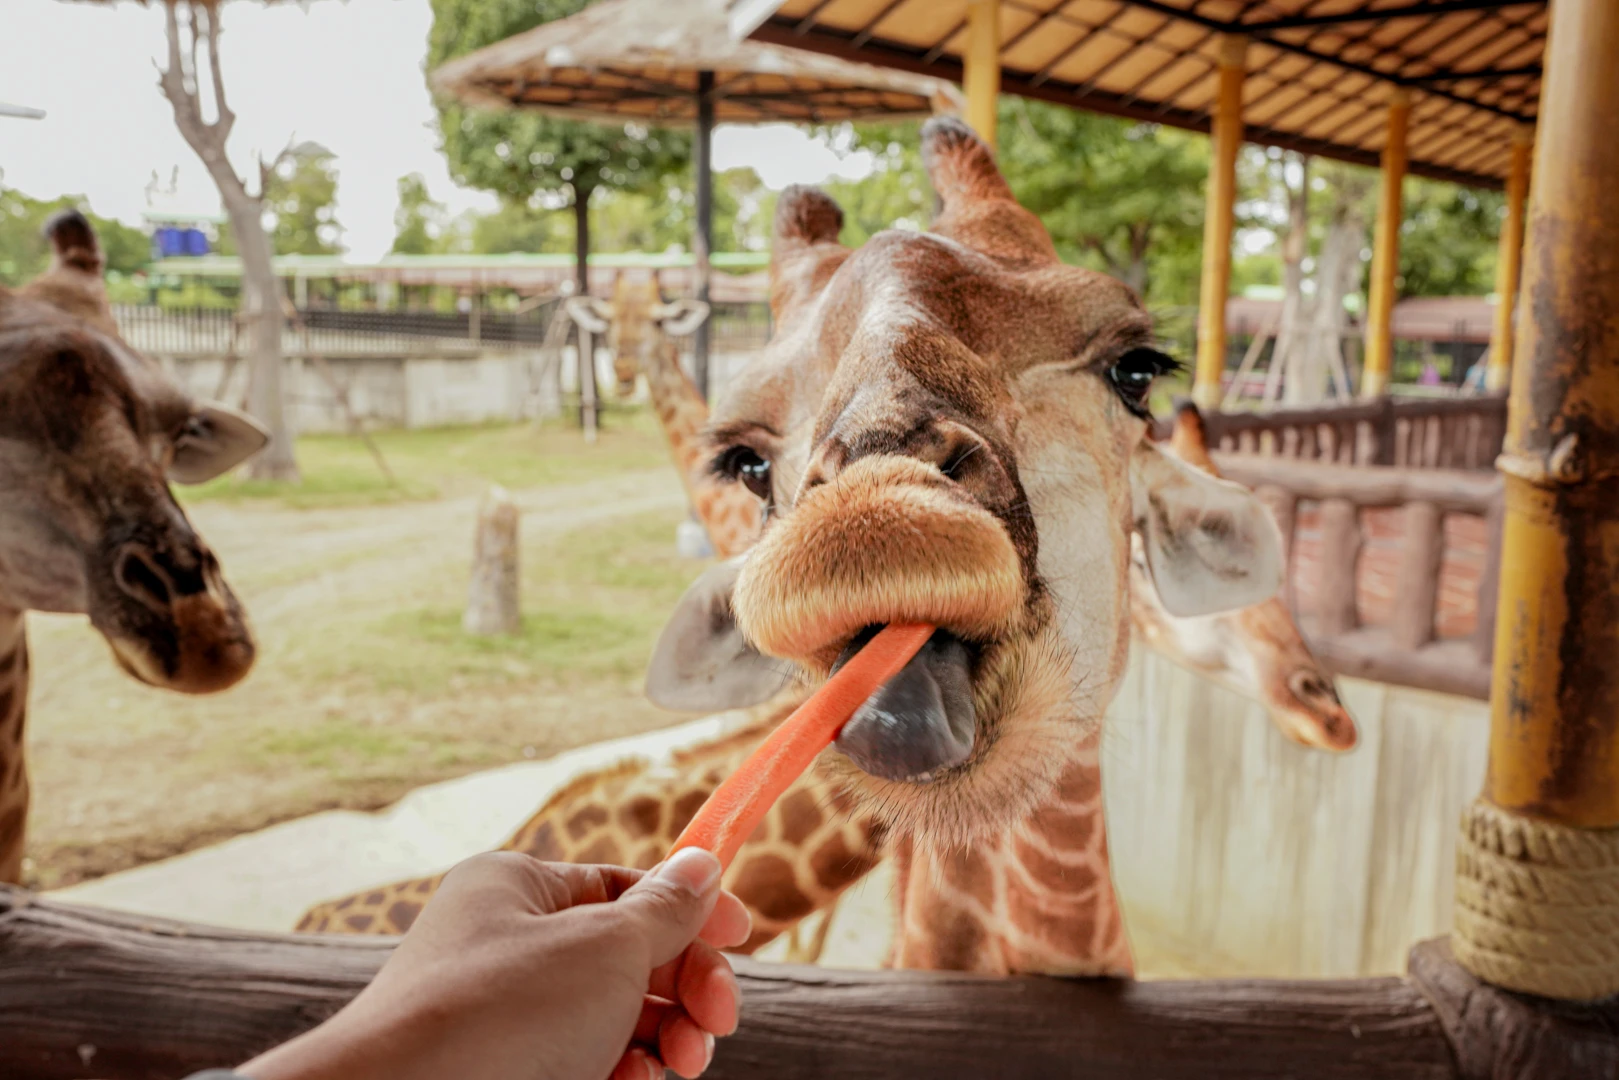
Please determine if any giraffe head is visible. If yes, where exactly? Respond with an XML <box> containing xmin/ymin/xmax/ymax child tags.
<box><xmin>646</xmin><ymin>119</ymin><xmax>1282</xmax><ymax>846</ymax></box>
<box><xmin>1130</xmin><ymin>402</ymin><xmax>1357</xmax><ymax>751</ymax></box>
<box><xmin>0</xmin><ymin>210</ymin><xmax>263</xmax><ymax>693</ymax></box>
<box><xmin>565</xmin><ymin>274</ymin><xmax>709</xmax><ymax>397</ymax></box>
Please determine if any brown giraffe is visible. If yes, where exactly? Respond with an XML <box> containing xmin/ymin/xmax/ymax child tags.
<box><xmin>0</xmin><ymin>210</ymin><xmax>266</xmax><ymax>883</ymax></box>
<box><xmin>295</xmin><ymin>153</ymin><xmax>1356</xmax><ymax>954</ymax></box>
<box><xmin>640</xmin><ymin>118</ymin><xmax>1286</xmax><ymax>974</ymax></box>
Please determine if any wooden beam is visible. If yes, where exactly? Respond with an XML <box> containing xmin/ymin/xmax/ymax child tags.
<box><xmin>1484</xmin><ymin>127</ymin><xmax>1532</xmax><ymax>392</ymax></box>
<box><xmin>1238</xmin><ymin>0</ymin><xmax>1544</xmax><ymax>35</ymax></box>
<box><xmin>963</xmin><ymin>0</ymin><xmax>999</xmax><ymax>151</ymax></box>
<box><xmin>0</xmin><ymin>887</ymin><xmax>1470</xmax><ymax>1080</ymax></box>
<box><xmin>1210</xmin><ymin>454</ymin><xmax>1502</xmax><ymax>513</ymax></box>
<box><xmin>747</xmin><ymin>21</ymin><xmax>1509</xmax><ymax>190</ymax></box>
<box><xmin>1362</xmin><ymin>91</ymin><xmax>1411</xmax><ymax>398</ymax></box>
<box><xmin>1193</xmin><ymin>36</ymin><xmax>1246</xmax><ymax>410</ymax></box>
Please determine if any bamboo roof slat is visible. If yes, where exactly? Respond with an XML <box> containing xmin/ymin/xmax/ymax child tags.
<box><xmin>737</xmin><ymin>0</ymin><xmax>1549</xmax><ymax>187</ymax></box>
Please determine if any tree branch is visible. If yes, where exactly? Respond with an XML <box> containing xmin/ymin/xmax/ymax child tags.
<box><xmin>202</xmin><ymin>2</ymin><xmax>235</xmax><ymax>142</ymax></box>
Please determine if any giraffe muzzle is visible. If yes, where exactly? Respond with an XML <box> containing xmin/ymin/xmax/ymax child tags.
<box><xmin>832</xmin><ymin>627</ymin><xmax>976</xmax><ymax>783</ymax></box>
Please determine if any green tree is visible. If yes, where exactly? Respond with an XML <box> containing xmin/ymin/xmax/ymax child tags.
<box><xmin>391</xmin><ymin>173</ymin><xmax>453</xmax><ymax>255</ymax></box>
<box><xmin>263</xmin><ymin>142</ymin><xmax>343</xmax><ymax>255</ymax></box>
<box><xmin>1398</xmin><ymin>179</ymin><xmax>1502</xmax><ymax>298</ymax></box>
<box><xmin>427</xmin><ymin>0</ymin><xmax>690</xmax><ymax>291</ymax></box>
<box><xmin>466</xmin><ymin>196</ymin><xmax>566</xmax><ymax>255</ymax></box>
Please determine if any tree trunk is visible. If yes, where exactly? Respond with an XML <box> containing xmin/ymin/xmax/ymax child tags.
<box><xmin>226</xmin><ymin>195</ymin><xmax>297</xmax><ymax>480</ymax></box>
<box><xmin>158</xmin><ymin>0</ymin><xmax>298</xmax><ymax>481</ymax></box>
<box><xmin>463</xmin><ymin>486</ymin><xmax>520</xmax><ymax>636</ymax></box>
<box><xmin>1270</xmin><ymin>154</ymin><xmax>1309</xmax><ymax>404</ymax></box>
<box><xmin>572</xmin><ymin>183</ymin><xmax>599</xmax><ymax>440</ymax></box>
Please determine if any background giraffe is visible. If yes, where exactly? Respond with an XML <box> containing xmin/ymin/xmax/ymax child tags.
<box><xmin>0</xmin><ymin>211</ymin><xmax>266</xmax><ymax>883</ymax></box>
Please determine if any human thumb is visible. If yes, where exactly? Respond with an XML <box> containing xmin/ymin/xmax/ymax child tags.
<box><xmin>619</xmin><ymin>848</ymin><xmax>723</xmax><ymax>967</ymax></box>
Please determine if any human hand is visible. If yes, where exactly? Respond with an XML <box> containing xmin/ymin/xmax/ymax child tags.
<box><xmin>240</xmin><ymin>849</ymin><xmax>751</xmax><ymax>1080</ymax></box>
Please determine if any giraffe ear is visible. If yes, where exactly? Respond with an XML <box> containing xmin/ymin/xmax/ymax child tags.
<box><xmin>654</xmin><ymin>299</ymin><xmax>709</xmax><ymax>337</ymax></box>
<box><xmin>1130</xmin><ymin>440</ymin><xmax>1283</xmax><ymax>618</ymax></box>
<box><xmin>646</xmin><ymin>557</ymin><xmax>793</xmax><ymax>712</ymax></box>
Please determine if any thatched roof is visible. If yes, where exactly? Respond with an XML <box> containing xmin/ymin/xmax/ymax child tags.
<box><xmin>738</xmin><ymin>0</ymin><xmax>1547</xmax><ymax>188</ymax></box>
<box><xmin>433</xmin><ymin>0</ymin><xmax>959</xmax><ymax>125</ymax></box>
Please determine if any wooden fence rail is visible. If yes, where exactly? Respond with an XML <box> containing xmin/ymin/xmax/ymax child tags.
<box><xmin>3</xmin><ymin>888</ymin><xmax>1608</xmax><ymax>1080</ymax></box>
<box><xmin>1167</xmin><ymin>394</ymin><xmax>1509</xmax><ymax>470</ymax></box>
<box><xmin>1213</xmin><ymin>454</ymin><xmax>1502</xmax><ymax>699</ymax></box>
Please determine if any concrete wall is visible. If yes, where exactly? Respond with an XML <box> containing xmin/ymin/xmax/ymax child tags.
<box><xmin>161</xmin><ymin>351</ymin><xmax>547</xmax><ymax>434</ymax></box>
<box><xmin>1103</xmin><ymin>648</ymin><xmax>1489</xmax><ymax>978</ymax></box>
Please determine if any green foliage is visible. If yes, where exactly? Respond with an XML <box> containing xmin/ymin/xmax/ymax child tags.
<box><xmin>427</xmin><ymin>0</ymin><xmax>690</xmax><ymax>272</ymax></box>
<box><xmin>0</xmin><ymin>187</ymin><xmax>150</xmax><ymax>286</ymax></box>
<box><xmin>391</xmin><ymin>172</ymin><xmax>452</xmax><ymax>255</ymax></box>
<box><xmin>818</xmin><ymin>124</ymin><xmax>931</xmax><ymax>246</ymax></box>
<box><xmin>267</xmin><ymin>143</ymin><xmax>344</xmax><ymax>255</ymax></box>
<box><xmin>1398</xmin><ymin>179</ymin><xmax>1502</xmax><ymax>298</ymax></box>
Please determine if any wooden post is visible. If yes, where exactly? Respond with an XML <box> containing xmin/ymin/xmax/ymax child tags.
<box><xmin>1361</xmin><ymin>91</ymin><xmax>1409</xmax><ymax>398</ymax></box>
<box><xmin>963</xmin><ymin>0</ymin><xmax>1000</xmax><ymax>151</ymax></box>
<box><xmin>1193</xmin><ymin>35</ymin><xmax>1246</xmax><ymax>410</ymax></box>
<box><xmin>1452</xmin><ymin>0</ymin><xmax>1619</xmax><ymax>1004</ymax></box>
<box><xmin>1391</xmin><ymin>500</ymin><xmax>1442</xmax><ymax>650</ymax></box>
<box><xmin>463</xmin><ymin>486</ymin><xmax>520</xmax><ymax>636</ymax></box>
<box><xmin>1483</xmin><ymin>128</ymin><xmax>1533</xmax><ymax>394</ymax></box>
<box><xmin>579</xmin><ymin>325</ymin><xmax>598</xmax><ymax>444</ymax></box>
<box><xmin>1316</xmin><ymin>497</ymin><xmax>1361</xmax><ymax>636</ymax></box>
<box><xmin>693</xmin><ymin>69</ymin><xmax>715</xmax><ymax>401</ymax></box>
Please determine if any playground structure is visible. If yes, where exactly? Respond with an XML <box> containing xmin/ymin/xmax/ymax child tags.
<box><xmin>3</xmin><ymin>3</ymin><xmax>1617</xmax><ymax>1079</ymax></box>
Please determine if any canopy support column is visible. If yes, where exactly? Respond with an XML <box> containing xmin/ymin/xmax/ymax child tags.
<box><xmin>1192</xmin><ymin>35</ymin><xmax>1245</xmax><ymax>410</ymax></box>
<box><xmin>1452</xmin><ymin>0</ymin><xmax>1619</xmax><ymax>1003</ymax></box>
<box><xmin>1361</xmin><ymin>91</ymin><xmax>1410</xmax><ymax>398</ymax></box>
<box><xmin>1485</xmin><ymin>128</ymin><xmax>1533</xmax><ymax>394</ymax></box>
<box><xmin>694</xmin><ymin>69</ymin><xmax>715</xmax><ymax>401</ymax></box>
<box><xmin>964</xmin><ymin>0</ymin><xmax>999</xmax><ymax>151</ymax></box>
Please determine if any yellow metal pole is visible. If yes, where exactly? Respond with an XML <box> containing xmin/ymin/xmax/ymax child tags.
<box><xmin>1192</xmin><ymin>35</ymin><xmax>1246</xmax><ymax>410</ymax></box>
<box><xmin>1451</xmin><ymin>0</ymin><xmax>1619</xmax><ymax>1003</ymax></box>
<box><xmin>1484</xmin><ymin>128</ymin><xmax>1534</xmax><ymax>394</ymax></box>
<box><xmin>963</xmin><ymin>0</ymin><xmax>1000</xmax><ymax>152</ymax></box>
<box><xmin>1360</xmin><ymin>91</ymin><xmax>1410</xmax><ymax>398</ymax></box>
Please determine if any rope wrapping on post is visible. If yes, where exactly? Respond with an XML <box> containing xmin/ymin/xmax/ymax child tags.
<box><xmin>1452</xmin><ymin>798</ymin><xmax>1619</xmax><ymax>1001</ymax></box>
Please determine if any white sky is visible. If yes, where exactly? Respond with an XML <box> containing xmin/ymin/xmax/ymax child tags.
<box><xmin>0</xmin><ymin>0</ymin><xmax>877</xmax><ymax>259</ymax></box>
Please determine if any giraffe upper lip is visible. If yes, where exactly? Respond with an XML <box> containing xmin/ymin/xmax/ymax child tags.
<box><xmin>833</xmin><ymin>627</ymin><xmax>976</xmax><ymax>783</ymax></box>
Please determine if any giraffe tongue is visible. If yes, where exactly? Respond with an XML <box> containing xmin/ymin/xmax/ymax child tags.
<box><xmin>832</xmin><ymin>628</ymin><xmax>976</xmax><ymax>783</ymax></box>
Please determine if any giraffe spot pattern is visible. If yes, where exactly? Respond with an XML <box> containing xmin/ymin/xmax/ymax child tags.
<box><xmin>386</xmin><ymin>900</ymin><xmax>423</xmax><ymax>932</ymax></box>
<box><xmin>0</xmin><ymin>650</ymin><xmax>16</xmax><ymax>676</ymax></box>
<box><xmin>618</xmin><ymin>796</ymin><xmax>664</xmax><ymax>839</ymax></box>
<box><xmin>807</xmin><ymin>830</ymin><xmax>873</xmax><ymax>893</ymax></box>
<box><xmin>1012</xmin><ymin>835</ymin><xmax>1097</xmax><ymax>894</ymax></box>
<box><xmin>730</xmin><ymin>853</ymin><xmax>816</xmax><ymax>923</ymax></box>
<box><xmin>344</xmin><ymin>913</ymin><xmax>374</xmax><ymax>932</ymax></box>
<box><xmin>364</xmin><ymin>891</ymin><xmax>385</xmax><ymax>907</ymax></box>
<box><xmin>940</xmin><ymin>843</ymin><xmax>998</xmax><ymax>913</ymax></box>
<box><xmin>776</xmin><ymin>788</ymin><xmax>823</xmax><ymax>846</ymax></box>
<box><xmin>576</xmin><ymin>836</ymin><xmax>624</xmax><ymax>865</ymax></box>
<box><xmin>671</xmin><ymin>790</ymin><xmax>708</xmax><ymax>833</ymax></box>
<box><xmin>510</xmin><ymin>821</ymin><xmax>565</xmax><ymax>861</ymax></box>
<box><xmin>566</xmin><ymin>804</ymin><xmax>610</xmax><ymax>841</ymax></box>
<box><xmin>1029</xmin><ymin>803</ymin><xmax>1096</xmax><ymax>852</ymax></box>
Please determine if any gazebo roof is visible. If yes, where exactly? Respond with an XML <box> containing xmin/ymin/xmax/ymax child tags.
<box><xmin>432</xmin><ymin>0</ymin><xmax>958</xmax><ymax>124</ymax></box>
<box><xmin>732</xmin><ymin>0</ymin><xmax>1546</xmax><ymax>189</ymax></box>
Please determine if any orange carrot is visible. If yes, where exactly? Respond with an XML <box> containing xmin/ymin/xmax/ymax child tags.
<box><xmin>669</xmin><ymin>622</ymin><xmax>935</xmax><ymax>869</ymax></box>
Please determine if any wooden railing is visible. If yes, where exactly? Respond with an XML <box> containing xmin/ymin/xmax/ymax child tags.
<box><xmin>1214</xmin><ymin>454</ymin><xmax>1502</xmax><ymax>700</ymax></box>
<box><xmin>1179</xmin><ymin>394</ymin><xmax>1508</xmax><ymax>470</ymax></box>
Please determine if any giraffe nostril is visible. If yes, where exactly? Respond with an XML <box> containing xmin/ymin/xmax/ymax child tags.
<box><xmin>114</xmin><ymin>545</ymin><xmax>174</xmax><ymax>613</ymax></box>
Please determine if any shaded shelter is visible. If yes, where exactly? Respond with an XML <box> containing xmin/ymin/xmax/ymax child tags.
<box><xmin>733</xmin><ymin>0</ymin><xmax>1545</xmax><ymax>400</ymax></box>
<box><xmin>432</xmin><ymin>0</ymin><xmax>957</xmax><ymax>399</ymax></box>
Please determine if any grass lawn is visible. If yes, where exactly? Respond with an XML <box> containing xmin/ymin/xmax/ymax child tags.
<box><xmin>23</xmin><ymin>413</ymin><xmax>709</xmax><ymax>890</ymax></box>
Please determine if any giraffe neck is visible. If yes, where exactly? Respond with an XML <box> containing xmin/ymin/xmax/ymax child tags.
<box><xmin>640</xmin><ymin>337</ymin><xmax>760</xmax><ymax>558</ymax></box>
<box><xmin>889</xmin><ymin>724</ymin><xmax>1131</xmax><ymax>976</ymax></box>
<box><xmin>0</xmin><ymin>609</ymin><xmax>30</xmax><ymax>884</ymax></box>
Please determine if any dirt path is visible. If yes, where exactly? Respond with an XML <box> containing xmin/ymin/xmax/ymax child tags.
<box><xmin>22</xmin><ymin>468</ymin><xmax>693</xmax><ymax>889</ymax></box>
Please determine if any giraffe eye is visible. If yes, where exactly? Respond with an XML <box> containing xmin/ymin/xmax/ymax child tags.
<box><xmin>1106</xmin><ymin>347</ymin><xmax>1178</xmax><ymax>417</ymax></box>
<box><xmin>714</xmin><ymin>446</ymin><xmax>772</xmax><ymax>502</ymax></box>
